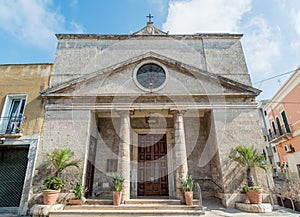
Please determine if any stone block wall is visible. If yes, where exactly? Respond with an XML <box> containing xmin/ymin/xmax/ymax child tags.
<box><xmin>184</xmin><ymin>112</ymin><xmax>223</xmax><ymax>197</ymax></box>
<box><xmin>52</xmin><ymin>36</ymin><xmax>251</xmax><ymax>87</ymax></box>
<box><xmin>92</xmin><ymin>117</ymin><xmax>120</xmax><ymax>198</ymax></box>
<box><xmin>31</xmin><ymin>110</ymin><xmax>91</xmax><ymax>194</ymax></box>
<box><xmin>212</xmin><ymin>108</ymin><xmax>271</xmax><ymax>206</ymax></box>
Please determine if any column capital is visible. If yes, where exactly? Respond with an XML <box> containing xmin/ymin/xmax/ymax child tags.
<box><xmin>169</xmin><ymin>108</ymin><xmax>186</xmax><ymax>116</ymax></box>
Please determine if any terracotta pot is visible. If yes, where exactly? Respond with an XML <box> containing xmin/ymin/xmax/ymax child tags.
<box><xmin>43</xmin><ymin>190</ymin><xmax>60</xmax><ymax>205</ymax></box>
<box><xmin>113</xmin><ymin>191</ymin><xmax>122</xmax><ymax>205</ymax></box>
<box><xmin>69</xmin><ymin>199</ymin><xmax>83</xmax><ymax>205</ymax></box>
<box><xmin>184</xmin><ymin>191</ymin><xmax>193</xmax><ymax>206</ymax></box>
<box><xmin>246</xmin><ymin>189</ymin><xmax>263</xmax><ymax>204</ymax></box>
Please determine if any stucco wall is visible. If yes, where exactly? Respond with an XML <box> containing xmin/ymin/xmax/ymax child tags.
<box><xmin>0</xmin><ymin>64</ymin><xmax>52</xmax><ymax>136</ymax></box>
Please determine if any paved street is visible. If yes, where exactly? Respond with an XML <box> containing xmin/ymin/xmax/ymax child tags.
<box><xmin>203</xmin><ymin>198</ymin><xmax>300</xmax><ymax>217</ymax></box>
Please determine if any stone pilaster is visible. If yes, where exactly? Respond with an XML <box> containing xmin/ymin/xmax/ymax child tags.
<box><xmin>171</xmin><ymin>109</ymin><xmax>188</xmax><ymax>201</ymax></box>
<box><xmin>117</xmin><ymin>110</ymin><xmax>131</xmax><ymax>202</ymax></box>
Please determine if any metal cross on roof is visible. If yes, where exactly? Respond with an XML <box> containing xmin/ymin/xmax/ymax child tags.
<box><xmin>146</xmin><ymin>13</ymin><xmax>154</xmax><ymax>22</ymax></box>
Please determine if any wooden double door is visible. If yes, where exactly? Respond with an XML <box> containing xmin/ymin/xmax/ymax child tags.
<box><xmin>138</xmin><ymin>134</ymin><xmax>168</xmax><ymax>196</ymax></box>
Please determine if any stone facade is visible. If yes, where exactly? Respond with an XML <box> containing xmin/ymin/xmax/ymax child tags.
<box><xmin>26</xmin><ymin>22</ymin><xmax>269</xmax><ymax>215</ymax></box>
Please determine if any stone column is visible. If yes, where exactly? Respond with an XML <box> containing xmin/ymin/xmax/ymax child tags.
<box><xmin>171</xmin><ymin>109</ymin><xmax>188</xmax><ymax>201</ymax></box>
<box><xmin>117</xmin><ymin>110</ymin><xmax>131</xmax><ymax>202</ymax></box>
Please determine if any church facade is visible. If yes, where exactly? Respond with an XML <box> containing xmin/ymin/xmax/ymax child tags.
<box><xmin>30</xmin><ymin>22</ymin><xmax>267</xmax><ymax>210</ymax></box>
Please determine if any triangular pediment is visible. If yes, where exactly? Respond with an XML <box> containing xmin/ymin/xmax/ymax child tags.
<box><xmin>132</xmin><ymin>22</ymin><xmax>168</xmax><ymax>35</ymax></box>
<box><xmin>42</xmin><ymin>52</ymin><xmax>260</xmax><ymax>97</ymax></box>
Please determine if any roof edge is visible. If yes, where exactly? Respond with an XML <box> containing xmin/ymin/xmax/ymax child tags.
<box><xmin>55</xmin><ymin>33</ymin><xmax>243</xmax><ymax>40</ymax></box>
<box><xmin>0</xmin><ymin>63</ymin><xmax>53</xmax><ymax>66</ymax></box>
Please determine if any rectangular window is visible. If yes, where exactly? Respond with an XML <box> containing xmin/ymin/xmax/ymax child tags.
<box><xmin>281</xmin><ymin>111</ymin><xmax>291</xmax><ymax>133</ymax></box>
<box><xmin>0</xmin><ymin>94</ymin><xmax>27</xmax><ymax>134</ymax></box>
<box><xmin>271</xmin><ymin>121</ymin><xmax>276</xmax><ymax>135</ymax></box>
<box><xmin>276</xmin><ymin>117</ymin><xmax>283</xmax><ymax>135</ymax></box>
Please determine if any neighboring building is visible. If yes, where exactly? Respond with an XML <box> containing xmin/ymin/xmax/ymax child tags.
<box><xmin>28</xmin><ymin>21</ymin><xmax>267</xmax><ymax>212</ymax></box>
<box><xmin>258</xmin><ymin>100</ymin><xmax>280</xmax><ymax>177</ymax></box>
<box><xmin>0</xmin><ymin>64</ymin><xmax>52</xmax><ymax>215</ymax></box>
<box><xmin>264</xmin><ymin>68</ymin><xmax>300</xmax><ymax>179</ymax></box>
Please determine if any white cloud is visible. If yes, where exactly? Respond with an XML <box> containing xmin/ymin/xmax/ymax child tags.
<box><xmin>70</xmin><ymin>21</ymin><xmax>85</xmax><ymax>34</ymax></box>
<box><xmin>0</xmin><ymin>0</ymin><xmax>84</xmax><ymax>49</ymax></box>
<box><xmin>242</xmin><ymin>16</ymin><xmax>281</xmax><ymax>78</ymax></box>
<box><xmin>162</xmin><ymin>0</ymin><xmax>252</xmax><ymax>33</ymax></box>
<box><xmin>162</xmin><ymin>0</ymin><xmax>282</xmax><ymax>80</ymax></box>
<box><xmin>291</xmin><ymin>9</ymin><xmax>300</xmax><ymax>35</ymax></box>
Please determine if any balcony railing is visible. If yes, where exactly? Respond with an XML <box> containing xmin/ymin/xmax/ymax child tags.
<box><xmin>0</xmin><ymin>116</ymin><xmax>25</xmax><ymax>135</ymax></box>
<box><xmin>267</xmin><ymin>124</ymin><xmax>292</xmax><ymax>143</ymax></box>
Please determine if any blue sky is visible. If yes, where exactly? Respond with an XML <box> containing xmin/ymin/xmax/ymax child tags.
<box><xmin>0</xmin><ymin>0</ymin><xmax>299</xmax><ymax>100</ymax></box>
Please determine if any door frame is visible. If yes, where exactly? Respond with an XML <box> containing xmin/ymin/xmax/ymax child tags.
<box><xmin>131</xmin><ymin>129</ymin><xmax>175</xmax><ymax>198</ymax></box>
<box><xmin>0</xmin><ymin>136</ymin><xmax>39</xmax><ymax>216</ymax></box>
<box><xmin>137</xmin><ymin>134</ymin><xmax>168</xmax><ymax>196</ymax></box>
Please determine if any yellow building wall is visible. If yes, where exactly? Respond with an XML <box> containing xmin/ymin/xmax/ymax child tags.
<box><xmin>0</xmin><ymin>64</ymin><xmax>52</xmax><ymax>136</ymax></box>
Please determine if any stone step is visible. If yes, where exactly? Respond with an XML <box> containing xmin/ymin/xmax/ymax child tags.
<box><xmin>64</xmin><ymin>204</ymin><xmax>203</xmax><ymax>210</ymax></box>
<box><xmin>85</xmin><ymin>199</ymin><xmax>113</xmax><ymax>205</ymax></box>
<box><xmin>49</xmin><ymin>208</ymin><xmax>205</xmax><ymax>217</ymax></box>
<box><xmin>126</xmin><ymin>199</ymin><xmax>200</xmax><ymax>206</ymax></box>
<box><xmin>85</xmin><ymin>198</ymin><xmax>200</xmax><ymax>206</ymax></box>
<box><xmin>124</xmin><ymin>199</ymin><xmax>181</xmax><ymax>205</ymax></box>
<box><xmin>51</xmin><ymin>200</ymin><xmax>205</xmax><ymax>217</ymax></box>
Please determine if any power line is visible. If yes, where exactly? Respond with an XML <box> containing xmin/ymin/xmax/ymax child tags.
<box><xmin>253</xmin><ymin>69</ymin><xmax>297</xmax><ymax>88</ymax></box>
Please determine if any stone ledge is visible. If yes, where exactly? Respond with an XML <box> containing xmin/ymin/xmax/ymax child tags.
<box><xmin>30</xmin><ymin>204</ymin><xmax>65</xmax><ymax>217</ymax></box>
<box><xmin>236</xmin><ymin>202</ymin><xmax>272</xmax><ymax>213</ymax></box>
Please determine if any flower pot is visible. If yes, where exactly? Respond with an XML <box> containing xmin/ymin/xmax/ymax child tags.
<box><xmin>246</xmin><ymin>189</ymin><xmax>263</xmax><ymax>204</ymax></box>
<box><xmin>43</xmin><ymin>190</ymin><xmax>60</xmax><ymax>205</ymax></box>
<box><xmin>69</xmin><ymin>199</ymin><xmax>83</xmax><ymax>205</ymax></box>
<box><xmin>184</xmin><ymin>191</ymin><xmax>193</xmax><ymax>206</ymax></box>
<box><xmin>113</xmin><ymin>191</ymin><xmax>122</xmax><ymax>205</ymax></box>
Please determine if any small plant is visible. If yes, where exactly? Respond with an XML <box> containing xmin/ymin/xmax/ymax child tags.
<box><xmin>43</xmin><ymin>176</ymin><xmax>65</xmax><ymax>190</ymax></box>
<box><xmin>243</xmin><ymin>185</ymin><xmax>262</xmax><ymax>193</ymax></box>
<box><xmin>70</xmin><ymin>183</ymin><xmax>88</xmax><ymax>201</ymax></box>
<box><xmin>47</xmin><ymin>148</ymin><xmax>80</xmax><ymax>177</ymax></box>
<box><xmin>231</xmin><ymin>145</ymin><xmax>268</xmax><ymax>187</ymax></box>
<box><xmin>182</xmin><ymin>174</ymin><xmax>194</xmax><ymax>192</ymax></box>
<box><xmin>112</xmin><ymin>173</ymin><xmax>125</xmax><ymax>192</ymax></box>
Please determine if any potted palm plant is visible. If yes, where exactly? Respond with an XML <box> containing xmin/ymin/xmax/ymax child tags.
<box><xmin>112</xmin><ymin>173</ymin><xmax>125</xmax><ymax>205</ymax></box>
<box><xmin>43</xmin><ymin>177</ymin><xmax>65</xmax><ymax>205</ymax></box>
<box><xmin>182</xmin><ymin>174</ymin><xmax>194</xmax><ymax>206</ymax></box>
<box><xmin>69</xmin><ymin>182</ymin><xmax>88</xmax><ymax>205</ymax></box>
<box><xmin>43</xmin><ymin>148</ymin><xmax>80</xmax><ymax>205</ymax></box>
<box><xmin>232</xmin><ymin>145</ymin><xmax>268</xmax><ymax>204</ymax></box>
